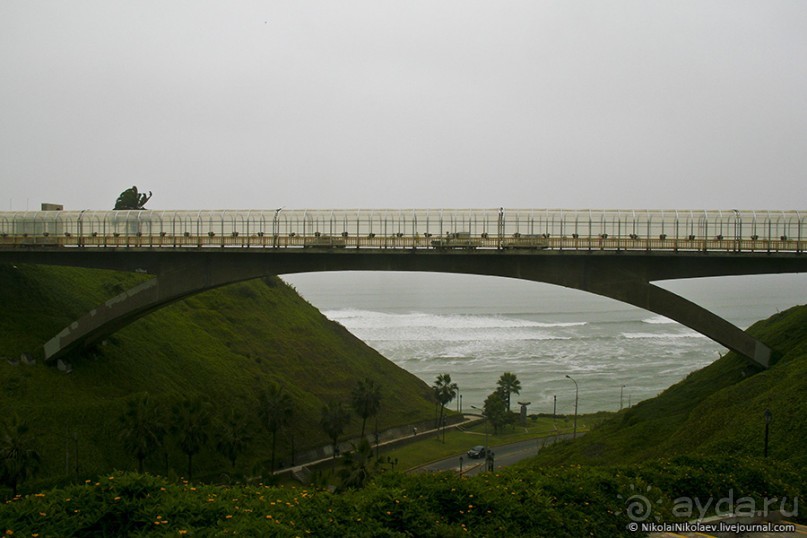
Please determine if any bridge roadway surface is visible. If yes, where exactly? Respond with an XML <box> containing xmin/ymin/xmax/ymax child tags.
<box><xmin>1</xmin><ymin>207</ymin><xmax>805</xmax><ymax>367</ymax></box>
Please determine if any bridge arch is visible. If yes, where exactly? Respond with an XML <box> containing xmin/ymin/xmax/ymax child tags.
<box><xmin>27</xmin><ymin>248</ymin><xmax>806</xmax><ymax>368</ymax></box>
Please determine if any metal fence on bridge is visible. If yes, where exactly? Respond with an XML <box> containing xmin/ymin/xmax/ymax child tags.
<box><xmin>0</xmin><ymin>209</ymin><xmax>803</xmax><ymax>253</ymax></box>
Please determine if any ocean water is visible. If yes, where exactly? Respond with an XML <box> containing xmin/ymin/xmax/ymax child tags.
<box><xmin>283</xmin><ymin>271</ymin><xmax>806</xmax><ymax>414</ymax></box>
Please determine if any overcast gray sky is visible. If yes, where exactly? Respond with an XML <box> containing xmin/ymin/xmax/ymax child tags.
<box><xmin>2</xmin><ymin>1</ymin><xmax>806</xmax><ymax>212</ymax></box>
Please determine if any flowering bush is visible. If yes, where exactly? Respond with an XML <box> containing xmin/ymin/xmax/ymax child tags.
<box><xmin>1</xmin><ymin>456</ymin><xmax>802</xmax><ymax>537</ymax></box>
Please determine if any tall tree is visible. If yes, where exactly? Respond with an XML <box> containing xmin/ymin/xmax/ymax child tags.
<box><xmin>113</xmin><ymin>186</ymin><xmax>152</xmax><ymax>210</ymax></box>
<box><xmin>170</xmin><ymin>398</ymin><xmax>212</xmax><ymax>481</ymax></box>
<box><xmin>496</xmin><ymin>372</ymin><xmax>522</xmax><ymax>411</ymax></box>
<box><xmin>215</xmin><ymin>408</ymin><xmax>253</xmax><ymax>471</ymax></box>
<box><xmin>432</xmin><ymin>373</ymin><xmax>458</xmax><ymax>442</ymax></box>
<box><xmin>0</xmin><ymin>415</ymin><xmax>40</xmax><ymax>498</ymax></box>
<box><xmin>259</xmin><ymin>384</ymin><xmax>294</xmax><ymax>472</ymax></box>
<box><xmin>351</xmin><ymin>378</ymin><xmax>382</xmax><ymax>438</ymax></box>
<box><xmin>117</xmin><ymin>393</ymin><xmax>166</xmax><ymax>474</ymax></box>
<box><xmin>320</xmin><ymin>401</ymin><xmax>351</xmax><ymax>461</ymax></box>
<box><xmin>483</xmin><ymin>390</ymin><xmax>510</xmax><ymax>434</ymax></box>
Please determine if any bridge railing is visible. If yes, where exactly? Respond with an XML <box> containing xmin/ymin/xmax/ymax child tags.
<box><xmin>3</xmin><ymin>233</ymin><xmax>802</xmax><ymax>253</ymax></box>
<box><xmin>0</xmin><ymin>209</ymin><xmax>803</xmax><ymax>253</ymax></box>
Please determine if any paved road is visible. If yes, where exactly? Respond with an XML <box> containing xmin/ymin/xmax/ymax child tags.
<box><xmin>412</xmin><ymin>435</ymin><xmax>807</xmax><ymax>538</ymax></box>
<box><xmin>414</xmin><ymin>433</ymin><xmax>578</xmax><ymax>477</ymax></box>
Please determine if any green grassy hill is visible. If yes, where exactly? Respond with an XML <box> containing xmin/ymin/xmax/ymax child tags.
<box><xmin>0</xmin><ymin>264</ymin><xmax>436</xmax><ymax>488</ymax></box>
<box><xmin>525</xmin><ymin>303</ymin><xmax>807</xmax><ymax>469</ymax></box>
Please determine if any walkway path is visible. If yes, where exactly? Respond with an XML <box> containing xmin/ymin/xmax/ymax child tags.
<box><xmin>279</xmin><ymin>414</ymin><xmax>483</xmax><ymax>478</ymax></box>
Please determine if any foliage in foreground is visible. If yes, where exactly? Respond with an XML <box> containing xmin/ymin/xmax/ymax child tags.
<box><xmin>1</xmin><ymin>456</ymin><xmax>802</xmax><ymax>536</ymax></box>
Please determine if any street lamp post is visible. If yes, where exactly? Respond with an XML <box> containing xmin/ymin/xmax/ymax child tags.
<box><xmin>471</xmin><ymin>405</ymin><xmax>489</xmax><ymax>460</ymax></box>
<box><xmin>620</xmin><ymin>385</ymin><xmax>625</xmax><ymax>411</ymax></box>
<box><xmin>273</xmin><ymin>207</ymin><xmax>283</xmax><ymax>247</ymax></box>
<box><xmin>764</xmin><ymin>409</ymin><xmax>772</xmax><ymax>458</ymax></box>
<box><xmin>565</xmin><ymin>375</ymin><xmax>579</xmax><ymax>439</ymax></box>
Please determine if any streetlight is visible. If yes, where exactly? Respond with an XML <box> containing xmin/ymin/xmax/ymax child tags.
<box><xmin>565</xmin><ymin>375</ymin><xmax>578</xmax><ymax>439</ymax></box>
<box><xmin>620</xmin><ymin>385</ymin><xmax>626</xmax><ymax>411</ymax></box>
<box><xmin>272</xmin><ymin>207</ymin><xmax>283</xmax><ymax>247</ymax></box>
<box><xmin>764</xmin><ymin>409</ymin><xmax>772</xmax><ymax>458</ymax></box>
<box><xmin>470</xmin><ymin>405</ymin><xmax>489</xmax><ymax>460</ymax></box>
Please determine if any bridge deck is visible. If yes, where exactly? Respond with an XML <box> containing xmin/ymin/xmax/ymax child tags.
<box><xmin>0</xmin><ymin>208</ymin><xmax>804</xmax><ymax>254</ymax></box>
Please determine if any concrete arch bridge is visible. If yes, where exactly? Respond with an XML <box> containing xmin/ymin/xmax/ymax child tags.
<box><xmin>0</xmin><ymin>208</ymin><xmax>805</xmax><ymax>368</ymax></box>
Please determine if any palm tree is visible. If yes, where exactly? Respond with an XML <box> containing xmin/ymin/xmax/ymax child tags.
<box><xmin>320</xmin><ymin>401</ymin><xmax>351</xmax><ymax>462</ymax></box>
<box><xmin>496</xmin><ymin>372</ymin><xmax>522</xmax><ymax>411</ymax></box>
<box><xmin>170</xmin><ymin>398</ymin><xmax>212</xmax><ymax>481</ymax></box>
<box><xmin>337</xmin><ymin>438</ymin><xmax>374</xmax><ymax>492</ymax></box>
<box><xmin>259</xmin><ymin>384</ymin><xmax>294</xmax><ymax>472</ymax></box>
<box><xmin>118</xmin><ymin>393</ymin><xmax>166</xmax><ymax>474</ymax></box>
<box><xmin>215</xmin><ymin>408</ymin><xmax>253</xmax><ymax>471</ymax></box>
<box><xmin>0</xmin><ymin>415</ymin><xmax>40</xmax><ymax>498</ymax></box>
<box><xmin>351</xmin><ymin>378</ymin><xmax>381</xmax><ymax>438</ymax></box>
<box><xmin>432</xmin><ymin>373</ymin><xmax>458</xmax><ymax>442</ymax></box>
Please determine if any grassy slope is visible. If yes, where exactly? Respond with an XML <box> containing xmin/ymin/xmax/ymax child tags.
<box><xmin>525</xmin><ymin>303</ymin><xmax>807</xmax><ymax>469</ymax></box>
<box><xmin>0</xmin><ymin>264</ymin><xmax>435</xmax><ymax>485</ymax></box>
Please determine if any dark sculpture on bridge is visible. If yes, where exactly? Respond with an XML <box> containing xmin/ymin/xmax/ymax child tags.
<box><xmin>114</xmin><ymin>186</ymin><xmax>152</xmax><ymax>210</ymax></box>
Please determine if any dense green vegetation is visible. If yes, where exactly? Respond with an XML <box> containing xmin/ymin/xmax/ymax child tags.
<box><xmin>2</xmin><ymin>456</ymin><xmax>801</xmax><ymax>536</ymax></box>
<box><xmin>524</xmin><ymin>304</ymin><xmax>807</xmax><ymax>470</ymax></box>
<box><xmin>0</xmin><ymin>264</ymin><xmax>436</xmax><ymax>490</ymax></box>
